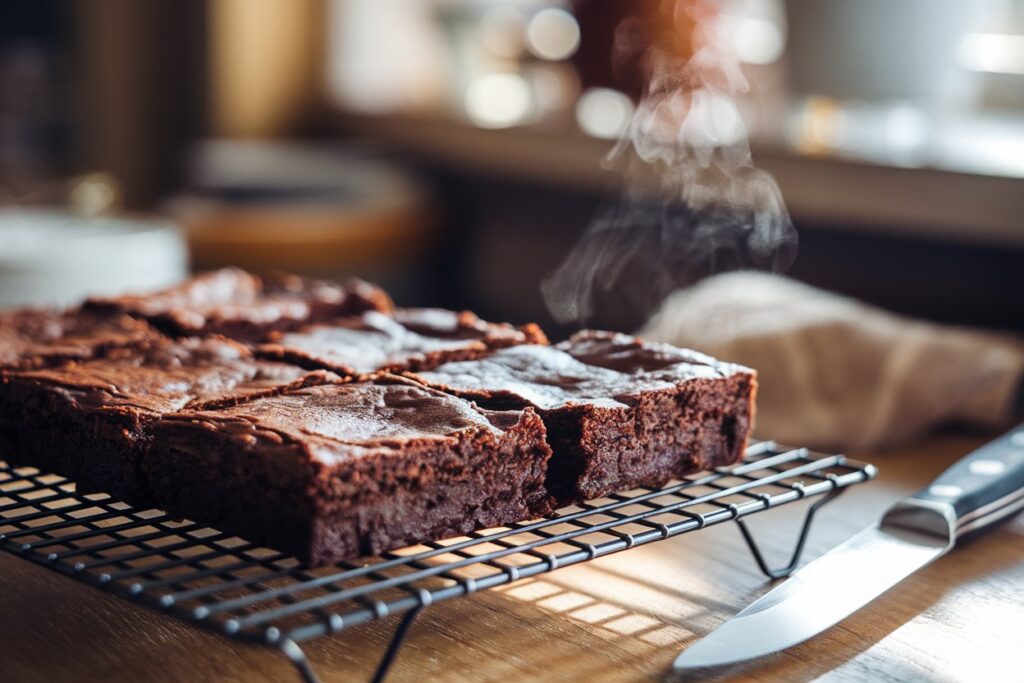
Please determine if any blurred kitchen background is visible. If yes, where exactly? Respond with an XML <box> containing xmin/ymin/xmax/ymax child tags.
<box><xmin>1</xmin><ymin>0</ymin><xmax>1023</xmax><ymax>338</ymax></box>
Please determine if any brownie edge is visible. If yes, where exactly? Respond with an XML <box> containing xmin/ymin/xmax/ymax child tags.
<box><xmin>0</xmin><ymin>337</ymin><xmax>328</xmax><ymax>507</ymax></box>
<box><xmin>146</xmin><ymin>378</ymin><xmax>555</xmax><ymax>565</ymax></box>
<box><xmin>406</xmin><ymin>331</ymin><xmax>757</xmax><ymax>502</ymax></box>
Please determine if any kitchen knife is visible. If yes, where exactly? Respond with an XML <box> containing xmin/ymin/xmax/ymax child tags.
<box><xmin>674</xmin><ymin>425</ymin><xmax>1024</xmax><ymax>670</ymax></box>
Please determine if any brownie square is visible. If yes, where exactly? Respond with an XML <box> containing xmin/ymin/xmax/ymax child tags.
<box><xmin>0</xmin><ymin>307</ymin><xmax>161</xmax><ymax>370</ymax></box>
<box><xmin>146</xmin><ymin>377</ymin><xmax>554</xmax><ymax>565</ymax></box>
<box><xmin>257</xmin><ymin>308</ymin><xmax>548</xmax><ymax>376</ymax></box>
<box><xmin>406</xmin><ymin>330</ymin><xmax>757</xmax><ymax>502</ymax></box>
<box><xmin>86</xmin><ymin>267</ymin><xmax>393</xmax><ymax>341</ymax></box>
<box><xmin>0</xmin><ymin>337</ymin><xmax>326</xmax><ymax>505</ymax></box>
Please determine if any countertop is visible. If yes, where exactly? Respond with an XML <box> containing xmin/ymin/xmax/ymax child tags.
<box><xmin>1</xmin><ymin>432</ymin><xmax>1021</xmax><ymax>682</ymax></box>
<box><xmin>329</xmin><ymin>112</ymin><xmax>1024</xmax><ymax>251</ymax></box>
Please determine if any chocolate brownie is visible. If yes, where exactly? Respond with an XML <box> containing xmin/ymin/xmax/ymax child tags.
<box><xmin>257</xmin><ymin>308</ymin><xmax>548</xmax><ymax>376</ymax></box>
<box><xmin>0</xmin><ymin>337</ymin><xmax>328</xmax><ymax>506</ymax></box>
<box><xmin>145</xmin><ymin>377</ymin><xmax>554</xmax><ymax>565</ymax></box>
<box><xmin>0</xmin><ymin>307</ymin><xmax>160</xmax><ymax>370</ymax></box>
<box><xmin>406</xmin><ymin>330</ymin><xmax>757</xmax><ymax>502</ymax></box>
<box><xmin>86</xmin><ymin>268</ymin><xmax>393</xmax><ymax>341</ymax></box>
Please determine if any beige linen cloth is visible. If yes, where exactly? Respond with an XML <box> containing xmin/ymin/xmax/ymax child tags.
<box><xmin>640</xmin><ymin>272</ymin><xmax>1024</xmax><ymax>451</ymax></box>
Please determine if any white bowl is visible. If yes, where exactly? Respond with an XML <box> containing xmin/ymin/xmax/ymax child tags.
<box><xmin>0</xmin><ymin>209</ymin><xmax>187</xmax><ymax>308</ymax></box>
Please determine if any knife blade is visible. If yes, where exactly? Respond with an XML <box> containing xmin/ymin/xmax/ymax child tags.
<box><xmin>675</xmin><ymin>424</ymin><xmax>1024</xmax><ymax>670</ymax></box>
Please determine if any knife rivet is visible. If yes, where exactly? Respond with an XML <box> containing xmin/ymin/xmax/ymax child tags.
<box><xmin>968</xmin><ymin>459</ymin><xmax>1005</xmax><ymax>476</ymax></box>
<box><xmin>929</xmin><ymin>484</ymin><xmax>962</xmax><ymax>498</ymax></box>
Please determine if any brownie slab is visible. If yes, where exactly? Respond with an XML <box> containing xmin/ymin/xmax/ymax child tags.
<box><xmin>86</xmin><ymin>267</ymin><xmax>393</xmax><ymax>341</ymax></box>
<box><xmin>0</xmin><ymin>307</ymin><xmax>161</xmax><ymax>370</ymax></box>
<box><xmin>257</xmin><ymin>308</ymin><xmax>548</xmax><ymax>376</ymax></box>
<box><xmin>407</xmin><ymin>330</ymin><xmax>757</xmax><ymax>502</ymax></box>
<box><xmin>145</xmin><ymin>377</ymin><xmax>554</xmax><ymax>565</ymax></box>
<box><xmin>0</xmin><ymin>337</ymin><xmax>326</xmax><ymax>505</ymax></box>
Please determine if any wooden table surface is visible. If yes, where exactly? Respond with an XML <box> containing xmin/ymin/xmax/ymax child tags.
<box><xmin>1</xmin><ymin>431</ymin><xmax>1021</xmax><ymax>683</ymax></box>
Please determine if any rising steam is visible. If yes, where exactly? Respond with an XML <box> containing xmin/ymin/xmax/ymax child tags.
<box><xmin>542</xmin><ymin>6</ymin><xmax>797</xmax><ymax>329</ymax></box>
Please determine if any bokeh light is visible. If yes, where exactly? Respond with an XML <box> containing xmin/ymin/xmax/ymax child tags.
<box><xmin>575</xmin><ymin>88</ymin><xmax>634</xmax><ymax>139</ymax></box>
<box><xmin>525</xmin><ymin>8</ymin><xmax>580</xmax><ymax>61</ymax></box>
<box><xmin>464</xmin><ymin>72</ymin><xmax>533</xmax><ymax>128</ymax></box>
<box><xmin>725</xmin><ymin>16</ymin><xmax>785</xmax><ymax>65</ymax></box>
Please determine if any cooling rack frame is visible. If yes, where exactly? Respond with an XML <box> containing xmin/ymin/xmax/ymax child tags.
<box><xmin>0</xmin><ymin>441</ymin><xmax>876</xmax><ymax>683</ymax></box>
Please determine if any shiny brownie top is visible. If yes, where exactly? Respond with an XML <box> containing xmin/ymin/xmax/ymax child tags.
<box><xmin>154</xmin><ymin>377</ymin><xmax>537</xmax><ymax>465</ymax></box>
<box><xmin>258</xmin><ymin>308</ymin><xmax>547</xmax><ymax>375</ymax></box>
<box><xmin>6</xmin><ymin>336</ymin><xmax>326</xmax><ymax>415</ymax></box>
<box><xmin>86</xmin><ymin>268</ymin><xmax>393</xmax><ymax>338</ymax></box>
<box><xmin>408</xmin><ymin>330</ymin><xmax>754</xmax><ymax>410</ymax></box>
<box><xmin>0</xmin><ymin>307</ymin><xmax>158</xmax><ymax>369</ymax></box>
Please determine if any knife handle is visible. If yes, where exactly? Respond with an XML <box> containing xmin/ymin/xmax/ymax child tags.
<box><xmin>910</xmin><ymin>425</ymin><xmax>1024</xmax><ymax>537</ymax></box>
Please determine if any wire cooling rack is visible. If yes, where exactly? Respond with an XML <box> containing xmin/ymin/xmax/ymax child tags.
<box><xmin>0</xmin><ymin>442</ymin><xmax>875</xmax><ymax>683</ymax></box>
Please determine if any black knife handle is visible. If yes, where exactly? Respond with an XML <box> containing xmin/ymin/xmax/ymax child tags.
<box><xmin>911</xmin><ymin>425</ymin><xmax>1024</xmax><ymax>536</ymax></box>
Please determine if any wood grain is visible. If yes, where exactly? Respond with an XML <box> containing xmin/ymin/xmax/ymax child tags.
<box><xmin>1</xmin><ymin>432</ymin><xmax>1021</xmax><ymax>682</ymax></box>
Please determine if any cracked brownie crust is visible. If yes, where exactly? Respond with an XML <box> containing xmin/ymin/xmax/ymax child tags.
<box><xmin>87</xmin><ymin>268</ymin><xmax>393</xmax><ymax>341</ymax></box>
<box><xmin>0</xmin><ymin>337</ymin><xmax>325</xmax><ymax>506</ymax></box>
<box><xmin>0</xmin><ymin>307</ymin><xmax>161</xmax><ymax>370</ymax></box>
<box><xmin>407</xmin><ymin>330</ymin><xmax>756</xmax><ymax>501</ymax></box>
<box><xmin>257</xmin><ymin>308</ymin><xmax>548</xmax><ymax>376</ymax></box>
<box><xmin>146</xmin><ymin>377</ymin><xmax>554</xmax><ymax>565</ymax></box>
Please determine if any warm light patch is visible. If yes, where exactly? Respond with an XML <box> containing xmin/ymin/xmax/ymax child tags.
<box><xmin>464</xmin><ymin>73</ymin><xmax>533</xmax><ymax>128</ymax></box>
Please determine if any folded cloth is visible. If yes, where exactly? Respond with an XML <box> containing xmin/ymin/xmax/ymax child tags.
<box><xmin>640</xmin><ymin>271</ymin><xmax>1024</xmax><ymax>451</ymax></box>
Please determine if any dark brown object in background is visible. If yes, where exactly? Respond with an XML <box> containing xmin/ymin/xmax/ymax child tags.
<box><xmin>146</xmin><ymin>377</ymin><xmax>554</xmax><ymax>566</ymax></box>
<box><xmin>25</xmin><ymin>0</ymin><xmax>322</xmax><ymax>209</ymax></box>
<box><xmin>571</xmin><ymin>0</ymin><xmax>710</xmax><ymax>97</ymax></box>
<box><xmin>258</xmin><ymin>308</ymin><xmax>548</xmax><ymax>377</ymax></box>
<box><xmin>86</xmin><ymin>267</ymin><xmax>393</xmax><ymax>342</ymax></box>
<box><xmin>789</xmin><ymin>224</ymin><xmax>1024</xmax><ymax>335</ymax></box>
<box><xmin>72</xmin><ymin>0</ymin><xmax>206</xmax><ymax>208</ymax></box>
<box><xmin>407</xmin><ymin>330</ymin><xmax>756</xmax><ymax>502</ymax></box>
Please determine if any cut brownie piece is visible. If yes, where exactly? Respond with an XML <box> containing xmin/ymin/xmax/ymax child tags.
<box><xmin>85</xmin><ymin>267</ymin><xmax>393</xmax><ymax>341</ymax></box>
<box><xmin>0</xmin><ymin>307</ymin><xmax>161</xmax><ymax>370</ymax></box>
<box><xmin>145</xmin><ymin>377</ymin><xmax>554</xmax><ymax>565</ymax></box>
<box><xmin>406</xmin><ymin>330</ymin><xmax>757</xmax><ymax>502</ymax></box>
<box><xmin>0</xmin><ymin>337</ymin><xmax>329</xmax><ymax>506</ymax></box>
<box><xmin>257</xmin><ymin>308</ymin><xmax>548</xmax><ymax>376</ymax></box>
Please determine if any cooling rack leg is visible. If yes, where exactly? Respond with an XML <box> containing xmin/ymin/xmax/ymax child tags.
<box><xmin>371</xmin><ymin>606</ymin><xmax>424</xmax><ymax>683</ymax></box>
<box><xmin>735</xmin><ymin>487</ymin><xmax>845</xmax><ymax>580</ymax></box>
<box><xmin>280</xmin><ymin>638</ymin><xmax>321</xmax><ymax>683</ymax></box>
